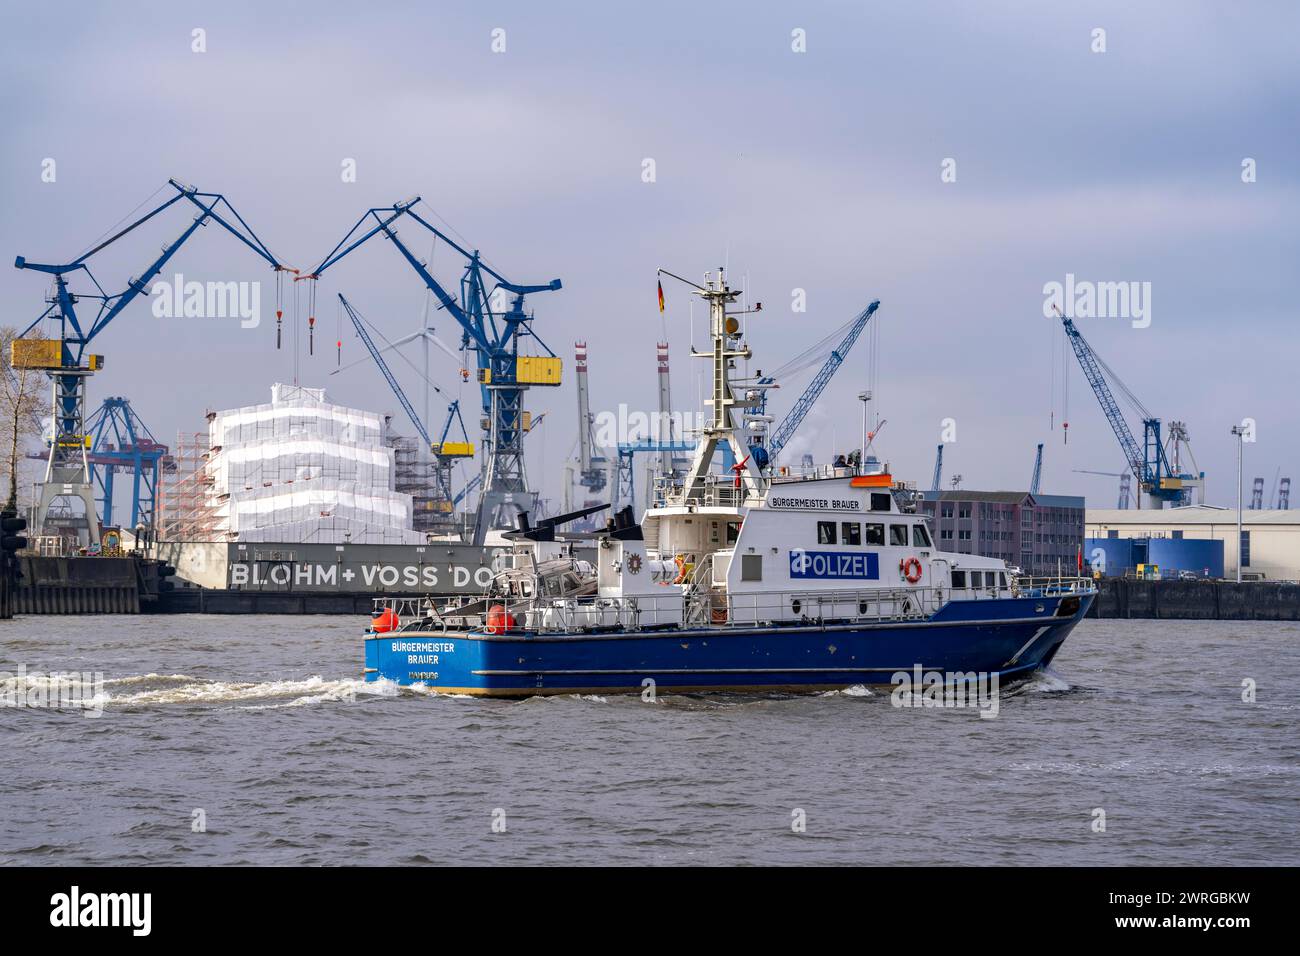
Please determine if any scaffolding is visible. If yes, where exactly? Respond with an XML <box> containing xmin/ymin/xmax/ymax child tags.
<box><xmin>158</xmin><ymin>429</ymin><xmax>221</xmax><ymax>541</ymax></box>
<box><xmin>160</xmin><ymin>384</ymin><xmax>427</xmax><ymax>544</ymax></box>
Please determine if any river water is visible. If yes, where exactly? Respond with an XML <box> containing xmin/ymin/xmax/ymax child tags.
<box><xmin>1</xmin><ymin>615</ymin><xmax>1296</xmax><ymax>865</ymax></box>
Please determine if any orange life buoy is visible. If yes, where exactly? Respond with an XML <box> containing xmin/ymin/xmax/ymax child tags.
<box><xmin>371</xmin><ymin>607</ymin><xmax>400</xmax><ymax>633</ymax></box>
<box><xmin>485</xmin><ymin>604</ymin><xmax>516</xmax><ymax>634</ymax></box>
<box><xmin>900</xmin><ymin>557</ymin><xmax>923</xmax><ymax>584</ymax></box>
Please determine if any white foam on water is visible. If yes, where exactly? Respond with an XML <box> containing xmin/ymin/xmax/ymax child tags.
<box><xmin>103</xmin><ymin>673</ymin><xmax>200</xmax><ymax>686</ymax></box>
<box><xmin>1023</xmin><ymin>668</ymin><xmax>1072</xmax><ymax>693</ymax></box>
<box><xmin>238</xmin><ymin>680</ymin><xmax>382</xmax><ymax>710</ymax></box>
<box><xmin>572</xmin><ymin>694</ymin><xmax>608</xmax><ymax>703</ymax></box>
<box><xmin>89</xmin><ymin>675</ymin><xmax>395</xmax><ymax>708</ymax></box>
<box><xmin>405</xmin><ymin>682</ymin><xmax>475</xmax><ymax>699</ymax></box>
<box><xmin>1</xmin><ymin>672</ymin><xmax>99</xmax><ymax>694</ymax></box>
<box><xmin>1</xmin><ymin>671</ymin><xmax>106</xmax><ymax>713</ymax></box>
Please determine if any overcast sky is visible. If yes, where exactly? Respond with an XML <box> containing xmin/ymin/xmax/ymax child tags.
<box><xmin>2</xmin><ymin>0</ymin><xmax>1296</xmax><ymax>513</ymax></box>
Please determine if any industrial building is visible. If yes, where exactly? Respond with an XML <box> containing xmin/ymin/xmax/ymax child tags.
<box><xmin>919</xmin><ymin>491</ymin><xmax>1085</xmax><ymax>575</ymax></box>
<box><xmin>1086</xmin><ymin>506</ymin><xmax>1300</xmax><ymax>582</ymax></box>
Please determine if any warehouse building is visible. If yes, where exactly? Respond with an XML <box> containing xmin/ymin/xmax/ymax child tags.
<box><xmin>920</xmin><ymin>491</ymin><xmax>1085</xmax><ymax>575</ymax></box>
<box><xmin>1083</xmin><ymin>535</ymin><xmax>1224</xmax><ymax>579</ymax></box>
<box><xmin>1086</xmin><ymin>506</ymin><xmax>1300</xmax><ymax>582</ymax></box>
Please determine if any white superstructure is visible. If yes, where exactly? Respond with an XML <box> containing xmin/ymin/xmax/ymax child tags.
<box><xmin>504</xmin><ymin>271</ymin><xmax>1014</xmax><ymax>634</ymax></box>
<box><xmin>204</xmin><ymin>384</ymin><xmax>425</xmax><ymax>544</ymax></box>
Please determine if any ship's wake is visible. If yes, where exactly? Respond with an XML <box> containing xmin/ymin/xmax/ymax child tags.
<box><xmin>111</xmin><ymin>674</ymin><xmax>401</xmax><ymax>709</ymax></box>
<box><xmin>2</xmin><ymin>671</ymin><xmax>400</xmax><ymax>711</ymax></box>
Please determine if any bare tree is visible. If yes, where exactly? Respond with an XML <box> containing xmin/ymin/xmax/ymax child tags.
<box><xmin>0</xmin><ymin>328</ymin><xmax>48</xmax><ymax>512</ymax></box>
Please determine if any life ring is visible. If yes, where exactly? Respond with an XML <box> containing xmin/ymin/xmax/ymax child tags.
<box><xmin>900</xmin><ymin>557</ymin><xmax>923</xmax><ymax>584</ymax></box>
<box><xmin>485</xmin><ymin>604</ymin><xmax>516</xmax><ymax>634</ymax></box>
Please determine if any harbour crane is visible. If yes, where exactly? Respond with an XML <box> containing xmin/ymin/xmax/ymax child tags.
<box><xmin>1277</xmin><ymin>478</ymin><xmax>1291</xmax><ymax>510</ymax></box>
<box><xmin>1053</xmin><ymin>305</ymin><xmax>1203</xmax><ymax>508</ymax></box>
<box><xmin>84</xmin><ymin>397</ymin><xmax>172</xmax><ymax>533</ymax></box>
<box><xmin>572</xmin><ymin>341</ymin><xmax>608</xmax><ymax>494</ymax></box>
<box><xmin>750</xmin><ymin>300</ymin><xmax>881</xmax><ymax>468</ymax></box>
<box><xmin>337</xmin><ymin>294</ymin><xmax>473</xmax><ymax>513</ymax></box>
<box><xmin>1250</xmin><ymin>477</ymin><xmax>1265</xmax><ymax>510</ymax></box>
<box><xmin>611</xmin><ymin>438</ymin><xmax>696</xmax><ymax>512</ymax></box>
<box><xmin>430</xmin><ymin>401</ymin><xmax>476</xmax><ymax>522</ymax></box>
<box><xmin>931</xmin><ymin>444</ymin><xmax>943</xmax><ymax>494</ymax></box>
<box><xmin>12</xmin><ymin>179</ymin><xmax>286</xmax><ymax>544</ymax></box>
<box><xmin>304</xmin><ymin>198</ymin><xmax>562</xmax><ymax>544</ymax></box>
<box><xmin>1029</xmin><ymin>443</ymin><xmax>1044</xmax><ymax>495</ymax></box>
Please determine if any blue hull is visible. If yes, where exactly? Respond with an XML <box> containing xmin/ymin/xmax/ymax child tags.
<box><xmin>363</xmin><ymin>592</ymin><xmax>1094</xmax><ymax>697</ymax></box>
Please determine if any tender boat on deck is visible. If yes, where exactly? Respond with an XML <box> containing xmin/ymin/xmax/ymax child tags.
<box><xmin>363</xmin><ymin>270</ymin><xmax>1095</xmax><ymax>697</ymax></box>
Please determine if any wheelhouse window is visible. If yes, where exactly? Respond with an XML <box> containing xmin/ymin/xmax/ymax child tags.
<box><xmin>817</xmin><ymin>521</ymin><xmax>836</xmax><ymax>545</ymax></box>
<box><xmin>842</xmin><ymin>522</ymin><xmax>861</xmax><ymax>546</ymax></box>
<box><xmin>870</xmin><ymin>492</ymin><xmax>892</xmax><ymax>512</ymax></box>
<box><xmin>865</xmin><ymin>523</ymin><xmax>885</xmax><ymax>546</ymax></box>
<box><xmin>912</xmin><ymin>524</ymin><xmax>932</xmax><ymax>548</ymax></box>
<box><xmin>889</xmin><ymin>524</ymin><xmax>909</xmax><ymax>546</ymax></box>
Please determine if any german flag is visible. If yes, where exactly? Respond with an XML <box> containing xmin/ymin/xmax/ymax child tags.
<box><xmin>657</xmin><ymin>279</ymin><xmax>665</xmax><ymax>314</ymax></box>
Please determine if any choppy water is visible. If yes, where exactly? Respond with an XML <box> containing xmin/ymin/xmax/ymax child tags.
<box><xmin>1</xmin><ymin>615</ymin><xmax>1296</xmax><ymax>865</ymax></box>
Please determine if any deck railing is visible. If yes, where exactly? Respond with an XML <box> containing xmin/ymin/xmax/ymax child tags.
<box><xmin>1012</xmin><ymin>575</ymin><xmax>1096</xmax><ymax>596</ymax></box>
<box><xmin>370</xmin><ymin>576</ymin><xmax>1097</xmax><ymax>635</ymax></box>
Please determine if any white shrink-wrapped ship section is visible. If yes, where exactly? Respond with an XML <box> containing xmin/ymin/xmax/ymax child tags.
<box><xmin>205</xmin><ymin>384</ymin><xmax>426</xmax><ymax>544</ymax></box>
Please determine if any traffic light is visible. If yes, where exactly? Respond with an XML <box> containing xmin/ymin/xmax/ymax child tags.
<box><xmin>1</xmin><ymin>511</ymin><xmax>28</xmax><ymax>583</ymax></box>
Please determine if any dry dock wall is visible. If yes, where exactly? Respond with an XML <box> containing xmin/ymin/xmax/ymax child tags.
<box><xmin>154</xmin><ymin>588</ymin><xmax>377</xmax><ymax>614</ymax></box>
<box><xmin>13</xmin><ymin>556</ymin><xmax>142</xmax><ymax>614</ymax></box>
<box><xmin>1090</xmin><ymin>578</ymin><xmax>1300</xmax><ymax>620</ymax></box>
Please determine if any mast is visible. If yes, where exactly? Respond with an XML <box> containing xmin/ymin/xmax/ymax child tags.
<box><xmin>674</xmin><ymin>268</ymin><xmax>764</xmax><ymax>502</ymax></box>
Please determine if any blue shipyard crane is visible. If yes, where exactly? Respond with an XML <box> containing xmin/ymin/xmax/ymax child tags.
<box><xmin>931</xmin><ymin>444</ymin><xmax>944</xmax><ymax>494</ymax></box>
<box><xmin>304</xmin><ymin>198</ymin><xmax>562</xmax><ymax>544</ymax></box>
<box><xmin>84</xmin><ymin>397</ymin><xmax>171</xmax><ymax>532</ymax></box>
<box><xmin>12</xmin><ymin>179</ymin><xmax>287</xmax><ymax>544</ymax></box>
<box><xmin>337</xmin><ymin>294</ymin><xmax>473</xmax><ymax>514</ymax></box>
<box><xmin>749</xmin><ymin>300</ymin><xmax>881</xmax><ymax>468</ymax></box>
<box><xmin>1054</xmin><ymin>305</ymin><xmax>1203</xmax><ymax>508</ymax></box>
<box><xmin>1029</xmin><ymin>443</ymin><xmax>1044</xmax><ymax>495</ymax></box>
<box><xmin>611</xmin><ymin>438</ymin><xmax>696</xmax><ymax>512</ymax></box>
